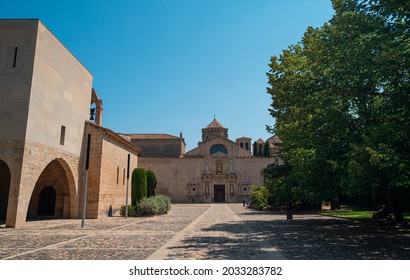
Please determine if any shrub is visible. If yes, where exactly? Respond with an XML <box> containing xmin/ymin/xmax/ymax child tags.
<box><xmin>120</xmin><ymin>195</ymin><xmax>171</xmax><ymax>217</ymax></box>
<box><xmin>137</xmin><ymin>195</ymin><xmax>172</xmax><ymax>216</ymax></box>
<box><xmin>249</xmin><ymin>186</ymin><xmax>269</xmax><ymax>210</ymax></box>
<box><xmin>154</xmin><ymin>195</ymin><xmax>171</xmax><ymax>214</ymax></box>
<box><xmin>131</xmin><ymin>168</ymin><xmax>147</xmax><ymax>206</ymax></box>
<box><xmin>146</xmin><ymin>170</ymin><xmax>157</xmax><ymax>197</ymax></box>
<box><xmin>137</xmin><ymin>198</ymin><xmax>158</xmax><ymax>216</ymax></box>
<box><xmin>120</xmin><ymin>205</ymin><xmax>136</xmax><ymax>217</ymax></box>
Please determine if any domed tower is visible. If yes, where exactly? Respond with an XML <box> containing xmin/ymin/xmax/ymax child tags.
<box><xmin>202</xmin><ymin>118</ymin><xmax>228</xmax><ymax>142</ymax></box>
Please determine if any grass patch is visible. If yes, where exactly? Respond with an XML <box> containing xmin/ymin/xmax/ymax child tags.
<box><xmin>319</xmin><ymin>205</ymin><xmax>410</xmax><ymax>221</ymax></box>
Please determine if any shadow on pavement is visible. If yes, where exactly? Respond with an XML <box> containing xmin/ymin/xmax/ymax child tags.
<box><xmin>169</xmin><ymin>212</ymin><xmax>410</xmax><ymax>260</ymax></box>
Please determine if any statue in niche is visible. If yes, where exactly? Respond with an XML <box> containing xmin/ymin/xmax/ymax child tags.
<box><xmin>216</xmin><ymin>160</ymin><xmax>223</xmax><ymax>175</ymax></box>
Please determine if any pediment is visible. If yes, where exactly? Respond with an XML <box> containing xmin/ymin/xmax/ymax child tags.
<box><xmin>211</xmin><ymin>151</ymin><xmax>227</xmax><ymax>157</ymax></box>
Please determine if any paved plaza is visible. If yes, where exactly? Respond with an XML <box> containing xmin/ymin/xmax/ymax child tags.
<box><xmin>1</xmin><ymin>204</ymin><xmax>409</xmax><ymax>260</ymax></box>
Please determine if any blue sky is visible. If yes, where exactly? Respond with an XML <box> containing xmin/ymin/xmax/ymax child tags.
<box><xmin>1</xmin><ymin>0</ymin><xmax>335</xmax><ymax>150</ymax></box>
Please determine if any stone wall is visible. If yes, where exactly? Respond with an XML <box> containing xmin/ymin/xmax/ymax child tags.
<box><xmin>0</xmin><ymin>20</ymin><xmax>37</xmax><ymax>142</ymax></box>
<box><xmin>131</xmin><ymin>139</ymin><xmax>183</xmax><ymax>158</ymax></box>
<box><xmin>99</xmin><ymin>137</ymin><xmax>138</xmax><ymax>216</ymax></box>
<box><xmin>26</xmin><ymin>20</ymin><xmax>92</xmax><ymax>156</ymax></box>
<box><xmin>84</xmin><ymin>122</ymin><xmax>139</xmax><ymax>218</ymax></box>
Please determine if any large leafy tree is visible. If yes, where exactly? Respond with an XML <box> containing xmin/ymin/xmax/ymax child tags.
<box><xmin>266</xmin><ymin>0</ymin><xmax>409</xmax><ymax>220</ymax></box>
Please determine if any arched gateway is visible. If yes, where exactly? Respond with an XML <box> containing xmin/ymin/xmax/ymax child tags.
<box><xmin>0</xmin><ymin>159</ymin><xmax>11</xmax><ymax>221</ymax></box>
<box><xmin>27</xmin><ymin>159</ymin><xmax>76</xmax><ymax>220</ymax></box>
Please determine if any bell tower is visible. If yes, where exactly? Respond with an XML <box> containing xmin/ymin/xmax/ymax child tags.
<box><xmin>202</xmin><ymin>118</ymin><xmax>228</xmax><ymax>142</ymax></box>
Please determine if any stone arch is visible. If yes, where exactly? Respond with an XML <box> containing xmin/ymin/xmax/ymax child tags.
<box><xmin>0</xmin><ymin>159</ymin><xmax>11</xmax><ymax>221</ymax></box>
<box><xmin>27</xmin><ymin>158</ymin><xmax>76</xmax><ymax>220</ymax></box>
<box><xmin>90</xmin><ymin>88</ymin><xmax>103</xmax><ymax>125</ymax></box>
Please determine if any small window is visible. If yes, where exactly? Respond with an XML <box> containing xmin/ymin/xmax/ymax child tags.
<box><xmin>13</xmin><ymin>47</ymin><xmax>18</xmax><ymax>68</ymax></box>
<box><xmin>60</xmin><ymin>126</ymin><xmax>66</xmax><ymax>145</ymax></box>
<box><xmin>192</xmin><ymin>188</ymin><xmax>196</xmax><ymax>192</ymax></box>
<box><xmin>116</xmin><ymin>166</ymin><xmax>119</xmax><ymax>185</ymax></box>
<box><xmin>245</xmin><ymin>143</ymin><xmax>249</xmax><ymax>150</ymax></box>
<box><xmin>240</xmin><ymin>143</ymin><xmax>244</xmax><ymax>148</ymax></box>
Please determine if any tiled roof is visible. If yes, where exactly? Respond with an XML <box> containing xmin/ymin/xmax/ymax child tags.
<box><xmin>256</xmin><ymin>138</ymin><xmax>266</xmax><ymax>144</ymax></box>
<box><xmin>205</xmin><ymin>118</ymin><xmax>226</xmax><ymax>129</ymax></box>
<box><xmin>86</xmin><ymin>121</ymin><xmax>141</xmax><ymax>153</ymax></box>
<box><xmin>266</xmin><ymin>135</ymin><xmax>282</xmax><ymax>144</ymax></box>
<box><xmin>127</xmin><ymin>134</ymin><xmax>181</xmax><ymax>140</ymax></box>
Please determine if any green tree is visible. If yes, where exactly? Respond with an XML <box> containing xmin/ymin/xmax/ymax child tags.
<box><xmin>131</xmin><ymin>168</ymin><xmax>147</xmax><ymax>205</ymax></box>
<box><xmin>258</xmin><ymin>144</ymin><xmax>263</xmax><ymax>157</ymax></box>
<box><xmin>253</xmin><ymin>141</ymin><xmax>258</xmax><ymax>156</ymax></box>
<box><xmin>263</xmin><ymin>141</ymin><xmax>271</xmax><ymax>157</ymax></box>
<box><xmin>146</xmin><ymin>170</ymin><xmax>157</xmax><ymax>197</ymax></box>
<box><xmin>266</xmin><ymin>0</ymin><xmax>410</xmax><ymax>220</ymax></box>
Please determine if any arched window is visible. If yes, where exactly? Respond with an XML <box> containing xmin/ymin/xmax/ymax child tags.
<box><xmin>240</xmin><ymin>142</ymin><xmax>244</xmax><ymax>148</ymax></box>
<box><xmin>245</xmin><ymin>142</ymin><xmax>249</xmax><ymax>150</ymax></box>
<box><xmin>210</xmin><ymin>144</ymin><xmax>227</xmax><ymax>155</ymax></box>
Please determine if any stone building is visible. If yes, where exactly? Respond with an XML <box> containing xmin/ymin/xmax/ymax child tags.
<box><xmin>128</xmin><ymin>133</ymin><xmax>186</xmax><ymax>158</ymax></box>
<box><xmin>266</xmin><ymin>135</ymin><xmax>282</xmax><ymax>155</ymax></box>
<box><xmin>134</xmin><ymin>119</ymin><xmax>281</xmax><ymax>203</ymax></box>
<box><xmin>0</xmin><ymin>19</ymin><xmax>282</xmax><ymax>227</ymax></box>
<box><xmin>253</xmin><ymin>136</ymin><xmax>282</xmax><ymax>157</ymax></box>
<box><xmin>0</xmin><ymin>20</ymin><xmax>139</xmax><ymax>227</ymax></box>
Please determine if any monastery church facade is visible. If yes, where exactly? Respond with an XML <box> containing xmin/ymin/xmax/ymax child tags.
<box><xmin>0</xmin><ymin>20</ymin><xmax>279</xmax><ymax>227</ymax></box>
<box><xmin>131</xmin><ymin>119</ymin><xmax>279</xmax><ymax>203</ymax></box>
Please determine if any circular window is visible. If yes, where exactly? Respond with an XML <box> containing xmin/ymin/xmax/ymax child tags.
<box><xmin>193</xmin><ymin>188</ymin><xmax>196</xmax><ymax>192</ymax></box>
<box><xmin>244</xmin><ymin>188</ymin><xmax>247</xmax><ymax>191</ymax></box>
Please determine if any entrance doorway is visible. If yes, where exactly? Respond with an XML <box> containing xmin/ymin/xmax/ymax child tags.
<box><xmin>37</xmin><ymin>186</ymin><xmax>56</xmax><ymax>216</ymax></box>
<box><xmin>214</xmin><ymin>185</ymin><xmax>225</xmax><ymax>202</ymax></box>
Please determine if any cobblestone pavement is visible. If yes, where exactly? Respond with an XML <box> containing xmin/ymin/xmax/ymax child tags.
<box><xmin>1</xmin><ymin>203</ymin><xmax>409</xmax><ymax>260</ymax></box>
<box><xmin>161</xmin><ymin>204</ymin><xmax>410</xmax><ymax>260</ymax></box>
<box><xmin>0</xmin><ymin>204</ymin><xmax>209</xmax><ymax>260</ymax></box>
<box><xmin>162</xmin><ymin>204</ymin><xmax>285</xmax><ymax>260</ymax></box>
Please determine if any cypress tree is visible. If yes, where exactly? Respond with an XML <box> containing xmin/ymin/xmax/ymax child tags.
<box><xmin>146</xmin><ymin>170</ymin><xmax>157</xmax><ymax>197</ymax></box>
<box><xmin>131</xmin><ymin>168</ymin><xmax>147</xmax><ymax>205</ymax></box>
<box><xmin>258</xmin><ymin>144</ymin><xmax>263</xmax><ymax>157</ymax></box>
<box><xmin>263</xmin><ymin>141</ymin><xmax>270</xmax><ymax>157</ymax></box>
<box><xmin>253</xmin><ymin>141</ymin><xmax>258</xmax><ymax>156</ymax></box>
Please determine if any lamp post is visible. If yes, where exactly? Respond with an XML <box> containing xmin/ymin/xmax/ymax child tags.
<box><xmin>81</xmin><ymin>133</ymin><xmax>91</xmax><ymax>228</ymax></box>
<box><xmin>125</xmin><ymin>153</ymin><xmax>130</xmax><ymax>218</ymax></box>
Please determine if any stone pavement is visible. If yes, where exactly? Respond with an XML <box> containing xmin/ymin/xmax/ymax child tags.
<box><xmin>1</xmin><ymin>203</ymin><xmax>409</xmax><ymax>260</ymax></box>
